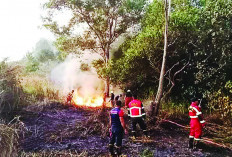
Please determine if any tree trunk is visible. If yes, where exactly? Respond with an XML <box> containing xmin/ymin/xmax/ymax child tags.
<box><xmin>151</xmin><ymin>0</ymin><xmax>170</xmax><ymax>116</ymax></box>
<box><xmin>105</xmin><ymin>77</ymin><xmax>110</xmax><ymax>97</ymax></box>
<box><xmin>105</xmin><ymin>48</ymin><xmax>110</xmax><ymax>97</ymax></box>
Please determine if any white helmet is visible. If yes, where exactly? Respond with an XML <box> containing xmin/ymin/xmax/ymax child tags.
<box><xmin>127</xmin><ymin>90</ymin><xmax>131</xmax><ymax>92</ymax></box>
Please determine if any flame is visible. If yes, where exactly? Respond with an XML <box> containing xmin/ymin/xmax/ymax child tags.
<box><xmin>72</xmin><ymin>90</ymin><xmax>109</xmax><ymax>107</ymax></box>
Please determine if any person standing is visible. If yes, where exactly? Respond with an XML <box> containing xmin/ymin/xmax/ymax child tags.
<box><xmin>109</xmin><ymin>91</ymin><xmax>115</xmax><ymax>107</ymax></box>
<box><xmin>124</xmin><ymin>90</ymin><xmax>133</xmax><ymax>108</ymax></box>
<box><xmin>128</xmin><ymin>94</ymin><xmax>148</xmax><ymax>138</ymax></box>
<box><xmin>66</xmin><ymin>90</ymin><xmax>74</xmax><ymax>105</ymax></box>
<box><xmin>109</xmin><ymin>100</ymin><xmax>128</xmax><ymax>156</ymax></box>
<box><xmin>188</xmin><ymin>97</ymin><xmax>205</xmax><ymax>149</ymax></box>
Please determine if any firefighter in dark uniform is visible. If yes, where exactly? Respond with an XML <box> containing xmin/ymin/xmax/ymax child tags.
<box><xmin>188</xmin><ymin>97</ymin><xmax>205</xmax><ymax>149</ymax></box>
<box><xmin>109</xmin><ymin>100</ymin><xmax>128</xmax><ymax>156</ymax></box>
<box><xmin>128</xmin><ymin>94</ymin><xmax>148</xmax><ymax>138</ymax></box>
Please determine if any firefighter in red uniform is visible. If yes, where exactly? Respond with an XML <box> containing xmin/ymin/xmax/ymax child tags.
<box><xmin>66</xmin><ymin>90</ymin><xmax>74</xmax><ymax>105</ymax></box>
<box><xmin>128</xmin><ymin>94</ymin><xmax>148</xmax><ymax>138</ymax></box>
<box><xmin>188</xmin><ymin>97</ymin><xmax>205</xmax><ymax>149</ymax></box>
<box><xmin>109</xmin><ymin>100</ymin><xmax>128</xmax><ymax>156</ymax></box>
<box><xmin>124</xmin><ymin>90</ymin><xmax>133</xmax><ymax>108</ymax></box>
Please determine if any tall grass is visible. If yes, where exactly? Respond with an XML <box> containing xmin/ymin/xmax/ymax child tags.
<box><xmin>160</xmin><ymin>101</ymin><xmax>189</xmax><ymax>119</ymax></box>
<box><xmin>0</xmin><ymin>60</ymin><xmax>28</xmax><ymax>120</ymax></box>
<box><xmin>20</xmin><ymin>75</ymin><xmax>61</xmax><ymax>102</ymax></box>
<box><xmin>0</xmin><ymin>124</ymin><xmax>19</xmax><ymax>157</ymax></box>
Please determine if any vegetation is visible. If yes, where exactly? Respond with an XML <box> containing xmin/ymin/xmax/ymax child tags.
<box><xmin>0</xmin><ymin>0</ymin><xmax>232</xmax><ymax>156</ymax></box>
<box><xmin>0</xmin><ymin>59</ymin><xmax>28</xmax><ymax>120</ymax></box>
<box><xmin>101</xmin><ymin>0</ymin><xmax>232</xmax><ymax>121</ymax></box>
<box><xmin>43</xmin><ymin>0</ymin><xmax>148</xmax><ymax>96</ymax></box>
<box><xmin>0</xmin><ymin>124</ymin><xmax>19</xmax><ymax>157</ymax></box>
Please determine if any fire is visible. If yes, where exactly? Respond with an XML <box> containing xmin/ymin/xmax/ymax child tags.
<box><xmin>72</xmin><ymin>90</ymin><xmax>108</xmax><ymax>107</ymax></box>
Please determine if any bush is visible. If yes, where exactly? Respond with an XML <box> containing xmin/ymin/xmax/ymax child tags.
<box><xmin>207</xmin><ymin>81</ymin><xmax>232</xmax><ymax>125</ymax></box>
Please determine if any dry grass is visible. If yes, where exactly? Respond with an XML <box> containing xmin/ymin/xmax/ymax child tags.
<box><xmin>0</xmin><ymin>60</ymin><xmax>28</xmax><ymax>120</ymax></box>
<box><xmin>0</xmin><ymin>117</ymin><xmax>26</xmax><ymax>157</ymax></box>
<box><xmin>19</xmin><ymin>150</ymin><xmax>88</xmax><ymax>157</ymax></box>
<box><xmin>20</xmin><ymin>75</ymin><xmax>61</xmax><ymax>101</ymax></box>
<box><xmin>0</xmin><ymin>124</ymin><xmax>18</xmax><ymax>157</ymax></box>
<box><xmin>74</xmin><ymin>108</ymin><xmax>110</xmax><ymax>137</ymax></box>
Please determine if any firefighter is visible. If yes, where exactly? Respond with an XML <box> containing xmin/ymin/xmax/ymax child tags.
<box><xmin>188</xmin><ymin>97</ymin><xmax>206</xmax><ymax>149</ymax></box>
<box><xmin>115</xmin><ymin>94</ymin><xmax>123</xmax><ymax>102</ymax></box>
<box><xmin>109</xmin><ymin>91</ymin><xmax>115</xmax><ymax>107</ymax></box>
<box><xmin>124</xmin><ymin>90</ymin><xmax>133</xmax><ymax>108</ymax></box>
<box><xmin>109</xmin><ymin>100</ymin><xmax>128</xmax><ymax>156</ymax></box>
<box><xmin>128</xmin><ymin>94</ymin><xmax>148</xmax><ymax>139</ymax></box>
<box><xmin>66</xmin><ymin>90</ymin><xmax>74</xmax><ymax>105</ymax></box>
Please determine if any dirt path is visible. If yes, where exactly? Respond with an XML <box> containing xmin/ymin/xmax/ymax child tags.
<box><xmin>20</xmin><ymin>102</ymin><xmax>232</xmax><ymax>156</ymax></box>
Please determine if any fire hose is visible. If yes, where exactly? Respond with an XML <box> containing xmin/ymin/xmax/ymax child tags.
<box><xmin>161</xmin><ymin>119</ymin><xmax>232</xmax><ymax>151</ymax></box>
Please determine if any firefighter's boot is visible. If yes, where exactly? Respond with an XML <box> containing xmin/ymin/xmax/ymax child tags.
<box><xmin>115</xmin><ymin>146</ymin><xmax>122</xmax><ymax>156</ymax></box>
<box><xmin>188</xmin><ymin>138</ymin><xmax>194</xmax><ymax>149</ymax></box>
<box><xmin>193</xmin><ymin>140</ymin><xmax>200</xmax><ymax>150</ymax></box>
<box><xmin>109</xmin><ymin>144</ymin><xmax>114</xmax><ymax>155</ymax></box>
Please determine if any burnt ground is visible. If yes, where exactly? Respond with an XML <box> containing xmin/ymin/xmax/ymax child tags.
<box><xmin>19</xmin><ymin>102</ymin><xmax>232</xmax><ymax>157</ymax></box>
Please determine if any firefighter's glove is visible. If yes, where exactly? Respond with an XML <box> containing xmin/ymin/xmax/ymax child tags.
<box><xmin>201</xmin><ymin>122</ymin><xmax>206</xmax><ymax>128</ymax></box>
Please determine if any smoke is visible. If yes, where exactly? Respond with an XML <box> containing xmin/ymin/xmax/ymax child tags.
<box><xmin>50</xmin><ymin>53</ymin><xmax>104</xmax><ymax>97</ymax></box>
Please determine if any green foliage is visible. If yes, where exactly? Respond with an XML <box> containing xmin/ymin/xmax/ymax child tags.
<box><xmin>25</xmin><ymin>52</ymin><xmax>39</xmax><ymax>72</ymax></box>
<box><xmin>207</xmin><ymin>81</ymin><xmax>232</xmax><ymax>125</ymax></box>
<box><xmin>34</xmin><ymin>38</ymin><xmax>56</xmax><ymax>62</ymax></box>
<box><xmin>106</xmin><ymin>0</ymin><xmax>164</xmax><ymax>96</ymax></box>
<box><xmin>107</xmin><ymin>0</ymin><xmax>232</xmax><ymax>103</ymax></box>
<box><xmin>43</xmin><ymin>0</ymin><xmax>148</xmax><ymax>62</ymax></box>
<box><xmin>140</xmin><ymin>148</ymin><xmax>154</xmax><ymax>157</ymax></box>
<box><xmin>162</xmin><ymin>101</ymin><xmax>188</xmax><ymax>116</ymax></box>
<box><xmin>24</xmin><ymin>39</ymin><xmax>59</xmax><ymax>73</ymax></box>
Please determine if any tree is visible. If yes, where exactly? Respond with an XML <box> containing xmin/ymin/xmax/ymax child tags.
<box><xmin>43</xmin><ymin>0</ymin><xmax>147</xmax><ymax>96</ymax></box>
<box><xmin>150</xmin><ymin>0</ymin><xmax>171</xmax><ymax>116</ymax></box>
<box><xmin>34</xmin><ymin>38</ymin><xmax>56</xmax><ymax>62</ymax></box>
<box><xmin>25</xmin><ymin>52</ymin><xmax>39</xmax><ymax>72</ymax></box>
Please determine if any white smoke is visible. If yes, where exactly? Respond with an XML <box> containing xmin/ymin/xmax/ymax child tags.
<box><xmin>50</xmin><ymin>53</ymin><xmax>104</xmax><ymax>97</ymax></box>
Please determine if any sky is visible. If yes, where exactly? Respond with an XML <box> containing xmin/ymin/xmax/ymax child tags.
<box><xmin>0</xmin><ymin>0</ymin><xmax>55</xmax><ymax>61</ymax></box>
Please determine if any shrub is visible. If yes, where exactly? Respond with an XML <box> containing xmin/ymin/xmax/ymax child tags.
<box><xmin>207</xmin><ymin>81</ymin><xmax>232</xmax><ymax>125</ymax></box>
